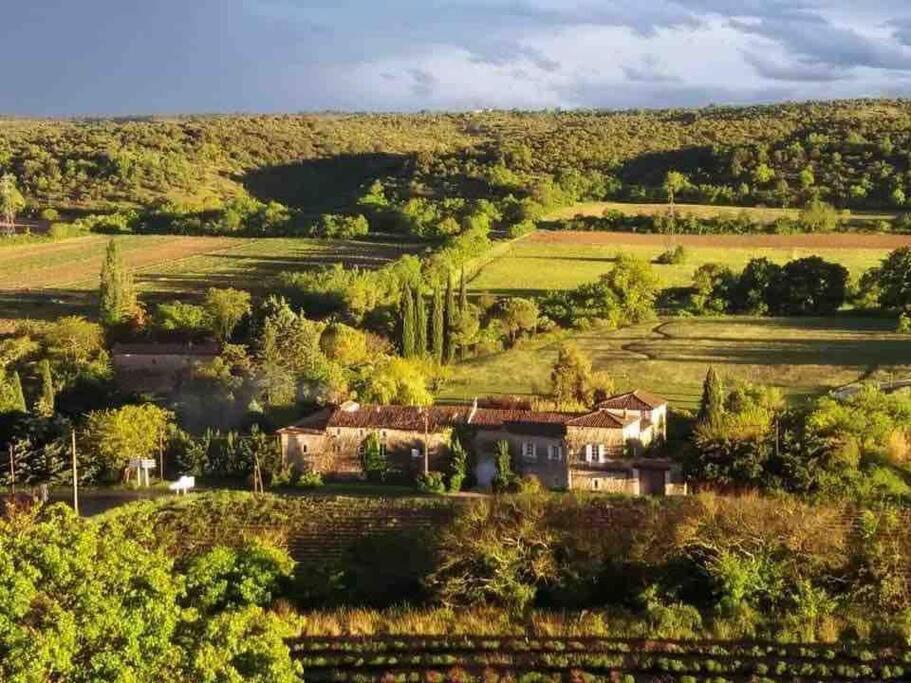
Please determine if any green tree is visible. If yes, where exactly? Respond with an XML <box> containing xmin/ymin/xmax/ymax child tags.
<box><xmin>203</xmin><ymin>287</ymin><xmax>252</xmax><ymax>341</ymax></box>
<box><xmin>400</xmin><ymin>283</ymin><xmax>416</xmax><ymax>357</ymax></box>
<box><xmin>431</xmin><ymin>287</ymin><xmax>444</xmax><ymax>363</ymax></box>
<box><xmin>414</xmin><ymin>288</ymin><xmax>427</xmax><ymax>357</ymax></box>
<box><xmin>872</xmin><ymin>247</ymin><xmax>911</xmax><ymax>311</ymax></box>
<box><xmin>428</xmin><ymin>494</ymin><xmax>557</xmax><ymax>614</ymax></box>
<box><xmin>459</xmin><ymin>268</ymin><xmax>468</xmax><ymax>315</ymax></box>
<box><xmin>798</xmin><ymin>199</ymin><xmax>837</xmax><ymax>232</ymax></box>
<box><xmin>359</xmin><ymin>357</ymin><xmax>432</xmax><ymax>406</ymax></box>
<box><xmin>0</xmin><ymin>370</ymin><xmax>27</xmax><ymax>414</ymax></box>
<box><xmin>36</xmin><ymin>359</ymin><xmax>55</xmax><ymax>417</ymax></box>
<box><xmin>768</xmin><ymin>257</ymin><xmax>848</xmax><ymax>315</ymax></box>
<box><xmin>752</xmin><ymin>163</ymin><xmax>775</xmax><ymax>185</ymax></box>
<box><xmin>99</xmin><ymin>239</ymin><xmax>139</xmax><ymax>327</ymax></box>
<box><xmin>496</xmin><ymin>297</ymin><xmax>539</xmax><ymax>344</ymax></box>
<box><xmin>0</xmin><ymin>505</ymin><xmax>183</xmax><ymax>682</ymax></box>
<box><xmin>549</xmin><ymin>342</ymin><xmax>593</xmax><ymax>409</ymax></box>
<box><xmin>448</xmin><ymin>433</ymin><xmax>469</xmax><ymax>492</ymax></box>
<box><xmin>698</xmin><ymin>367</ymin><xmax>725</xmax><ymax>426</ymax></box>
<box><xmin>319</xmin><ymin>322</ymin><xmax>368</xmax><ymax>366</ymax></box>
<box><xmin>84</xmin><ymin>403</ymin><xmax>173</xmax><ymax>477</ymax></box>
<box><xmin>360</xmin><ymin>432</ymin><xmax>387</xmax><ymax>481</ymax></box>
<box><xmin>663</xmin><ymin>170</ymin><xmax>688</xmax><ymax>222</ymax></box>
<box><xmin>155</xmin><ymin>300</ymin><xmax>209</xmax><ymax>333</ymax></box>
<box><xmin>0</xmin><ymin>172</ymin><xmax>25</xmax><ymax>226</ymax></box>
<box><xmin>444</xmin><ymin>275</ymin><xmax>456</xmax><ymax>363</ymax></box>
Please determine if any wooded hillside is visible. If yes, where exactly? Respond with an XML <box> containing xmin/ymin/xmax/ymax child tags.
<box><xmin>2</xmin><ymin>100</ymin><xmax>910</xmax><ymax>223</ymax></box>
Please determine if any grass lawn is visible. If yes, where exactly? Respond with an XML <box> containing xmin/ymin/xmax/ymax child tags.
<box><xmin>439</xmin><ymin>316</ymin><xmax>911</xmax><ymax>410</ymax></box>
<box><xmin>0</xmin><ymin>235</ymin><xmax>418</xmax><ymax>327</ymax></box>
<box><xmin>469</xmin><ymin>232</ymin><xmax>900</xmax><ymax>296</ymax></box>
<box><xmin>544</xmin><ymin>200</ymin><xmax>898</xmax><ymax>228</ymax></box>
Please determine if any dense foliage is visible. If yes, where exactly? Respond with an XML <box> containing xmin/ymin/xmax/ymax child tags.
<box><xmin>0</xmin><ymin>502</ymin><xmax>300</xmax><ymax>682</ymax></box>
<box><xmin>3</xmin><ymin>101</ymin><xmax>911</xmax><ymax>244</ymax></box>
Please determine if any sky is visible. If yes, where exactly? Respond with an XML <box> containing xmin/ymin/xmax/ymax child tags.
<box><xmin>3</xmin><ymin>1</ymin><xmax>911</xmax><ymax>115</ymax></box>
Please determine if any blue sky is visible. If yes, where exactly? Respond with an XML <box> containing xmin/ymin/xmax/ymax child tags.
<box><xmin>4</xmin><ymin>1</ymin><xmax>911</xmax><ymax>115</ymax></box>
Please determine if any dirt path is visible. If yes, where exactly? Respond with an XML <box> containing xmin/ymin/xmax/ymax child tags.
<box><xmin>531</xmin><ymin>230</ymin><xmax>911</xmax><ymax>250</ymax></box>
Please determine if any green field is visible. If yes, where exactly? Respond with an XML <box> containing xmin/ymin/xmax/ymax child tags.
<box><xmin>440</xmin><ymin>316</ymin><xmax>911</xmax><ymax>410</ymax></box>
<box><xmin>0</xmin><ymin>235</ymin><xmax>417</xmax><ymax>326</ymax></box>
<box><xmin>545</xmin><ymin>200</ymin><xmax>899</xmax><ymax>227</ymax></box>
<box><xmin>469</xmin><ymin>234</ymin><xmax>899</xmax><ymax>296</ymax></box>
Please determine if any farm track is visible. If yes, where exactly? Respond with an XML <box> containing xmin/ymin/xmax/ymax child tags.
<box><xmin>619</xmin><ymin>321</ymin><xmax>674</xmax><ymax>360</ymax></box>
<box><xmin>530</xmin><ymin>230</ymin><xmax>911</xmax><ymax>250</ymax></box>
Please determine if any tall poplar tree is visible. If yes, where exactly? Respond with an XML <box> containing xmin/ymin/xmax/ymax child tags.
<box><xmin>459</xmin><ymin>268</ymin><xmax>468</xmax><ymax>316</ymax></box>
<box><xmin>99</xmin><ymin>239</ymin><xmax>138</xmax><ymax>326</ymax></box>
<box><xmin>698</xmin><ymin>367</ymin><xmax>725</xmax><ymax>425</ymax></box>
<box><xmin>431</xmin><ymin>287</ymin><xmax>444</xmax><ymax>363</ymax></box>
<box><xmin>36</xmin><ymin>359</ymin><xmax>55</xmax><ymax>417</ymax></box>
<box><xmin>400</xmin><ymin>283</ymin><xmax>416</xmax><ymax>357</ymax></box>
<box><xmin>415</xmin><ymin>288</ymin><xmax>427</xmax><ymax>357</ymax></box>
<box><xmin>9</xmin><ymin>370</ymin><xmax>26</xmax><ymax>414</ymax></box>
<box><xmin>444</xmin><ymin>275</ymin><xmax>455</xmax><ymax>363</ymax></box>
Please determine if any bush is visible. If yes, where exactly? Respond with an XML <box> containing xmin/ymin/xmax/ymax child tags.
<box><xmin>296</xmin><ymin>471</ymin><xmax>324</xmax><ymax>488</ymax></box>
<box><xmin>655</xmin><ymin>245</ymin><xmax>687</xmax><ymax>265</ymax></box>
<box><xmin>447</xmin><ymin>435</ymin><xmax>469</xmax><ymax>493</ymax></box>
<box><xmin>417</xmin><ymin>470</ymin><xmax>447</xmax><ymax>494</ymax></box>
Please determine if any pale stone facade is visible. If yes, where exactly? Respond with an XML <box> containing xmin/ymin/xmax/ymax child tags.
<box><xmin>277</xmin><ymin>393</ymin><xmax>686</xmax><ymax>495</ymax></box>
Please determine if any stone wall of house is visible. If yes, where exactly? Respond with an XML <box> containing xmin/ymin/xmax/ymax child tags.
<box><xmin>283</xmin><ymin>427</ymin><xmax>450</xmax><ymax>480</ymax></box>
<box><xmin>565</xmin><ymin>426</ymin><xmax>629</xmax><ymax>461</ymax></box>
<box><xmin>467</xmin><ymin>428</ymin><xmax>570</xmax><ymax>489</ymax></box>
<box><xmin>113</xmin><ymin>354</ymin><xmax>210</xmax><ymax>393</ymax></box>
<box><xmin>570</xmin><ymin>468</ymin><xmax>640</xmax><ymax>494</ymax></box>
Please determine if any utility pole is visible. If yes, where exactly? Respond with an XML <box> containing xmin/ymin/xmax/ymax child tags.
<box><xmin>71</xmin><ymin>428</ymin><xmax>79</xmax><ymax>516</ymax></box>
<box><xmin>423</xmin><ymin>410</ymin><xmax>429</xmax><ymax>477</ymax></box>
<box><xmin>158</xmin><ymin>429</ymin><xmax>164</xmax><ymax>482</ymax></box>
<box><xmin>8</xmin><ymin>442</ymin><xmax>15</xmax><ymax>494</ymax></box>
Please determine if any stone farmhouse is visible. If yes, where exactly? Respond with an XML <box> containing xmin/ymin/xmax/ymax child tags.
<box><xmin>277</xmin><ymin>390</ymin><xmax>686</xmax><ymax>495</ymax></box>
<box><xmin>111</xmin><ymin>342</ymin><xmax>221</xmax><ymax>394</ymax></box>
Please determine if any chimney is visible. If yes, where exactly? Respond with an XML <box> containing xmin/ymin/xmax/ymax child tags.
<box><xmin>468</xmin><ymin>397</ymin><xmax>478</xmax><ymax>424</ymax></box>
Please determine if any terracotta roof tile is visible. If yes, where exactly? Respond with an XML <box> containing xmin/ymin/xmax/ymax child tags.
<box><xmin>596</xmin><ymin>389</ymin><xmax>666</xmax><ymax>412</ymax></box>
<box><xmin>567</xmin><ymin>411</ymin><xmax>639</xmax><ymax>429</ymax></box>
<box><xmin>278</xmin><ymin>400</ymin><xmax>654</xmax><ymax>437</ymax></box>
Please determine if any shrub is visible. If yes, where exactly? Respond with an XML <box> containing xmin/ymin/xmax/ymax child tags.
<box><xmin>655</xmin><ymin>245</ymin><xmax>687</xmax><ymax>265</ymax></box>
<box><xmin>297</xmin><ymin>471</ymin><xmax>324</xmax><ymax>488</ymax></box>
<box><xmin>448</xmin><ymin>435</ymin><xmax>469</xmax><ymax>493</ymax></box>
<box><xmin>492</xmin><ymin>440</ymin><xmax>519</xmax><ymax>492</ymax></box>
<box><xmin>897</xmin><ymin>313</ymin><xmax>911</xmax><ymax>334</ymax></box>
<box><xmin>417</xmin><ymin>471</ymin><xmax>446</xmax><ymax>494</ymax></box>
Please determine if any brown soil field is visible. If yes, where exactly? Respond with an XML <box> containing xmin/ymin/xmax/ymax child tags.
<box><xmin>530</xmin><ymin>230</ymin><xmax>911</xmax><ymax>250</ymax></box>
<box><xmin>0</xmin><ymin>235</ymin><xmax>244</xmax><ymax>291</ymax></box>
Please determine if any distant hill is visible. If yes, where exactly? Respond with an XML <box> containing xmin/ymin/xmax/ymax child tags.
<box><xmin>1</xmin><ymin>100</ymin><xmax>909</xmax><ymax>230</ymax></box>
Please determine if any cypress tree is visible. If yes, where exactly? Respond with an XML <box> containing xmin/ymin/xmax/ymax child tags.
<box><xmin>698</xmin><ymin>367</ymin><xmax>725</xmax><ymax>425</ymax></box>
<box><xmin>415</xmin><ymin>287</ymin><xmax>427</xmax><ymax>357</ymax></box>
<box><xmin>400</xmin><ymin>283</ymin><xmax>416</xmax><ymax>357</ymax></box>
<box><xmin>99</xmin><ymin>239</ymin><xmax>137</xmax><ymax>326</ymax></box>
<box><xmin>431</xmin><ymin>287</ymin><xmax>444</xmax><ymax>363</ymax></box>
<box><xmin>9</xmin><ymin>370</ymin><xmax>26</xmax><ymax>414</ymax></box>
<box><xmin>36</xmin><ymin>359</ymin><xmax>55</xmax><ymax>417</ymax></box>
<box><xmin>459</xmin><ymin>267</ymin><xmax>468</xmax><ymax>316</ymax></box>
<box><xmin>444</xmin><ymin>275</ymin><xmax>455</xmax><ymax>363</ymax></box>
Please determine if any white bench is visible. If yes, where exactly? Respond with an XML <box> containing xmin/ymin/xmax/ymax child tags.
<box><xmin>168</xmin><ymin>475</ymin><xmax>195</xmax><ymax>495</ymax></box>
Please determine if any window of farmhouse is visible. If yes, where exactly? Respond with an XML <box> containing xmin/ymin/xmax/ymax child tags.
<box><xmin>584</xmin><ymin>444</ymin><xmax>607</xmax><ymax>462</ymax></box>
<box><xmin>522</xmin><ymin>441</ymin><xmax>537</xmax><ymax>460</ymax></box>
<box><xmin>548</xmin><ymin>444</ymin><xmax>563</xmax><ymax>460</ymax></box>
